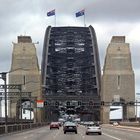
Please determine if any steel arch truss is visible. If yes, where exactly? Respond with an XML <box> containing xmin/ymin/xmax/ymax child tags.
<box><xmin>41</xmin><ymin>26</ymin><xmax>101</xmax><ymax>121</ymax></box>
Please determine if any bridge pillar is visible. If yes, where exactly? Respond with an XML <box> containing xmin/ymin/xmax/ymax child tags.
<box><xmin>9</xmin><ymin>36</ymin><xmax>43</xmax><ymax>122</ymax></box>
<box><xmin>101</xmin><ymin>36</ymin><xmax>135</xmax><ymax>123</ymax></box>
<box><xmin>101</xmin><ymin>106</ymin><xmax>110</xmax><ymax>124</ymax></box>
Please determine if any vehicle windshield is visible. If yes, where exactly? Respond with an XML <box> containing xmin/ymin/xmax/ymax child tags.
<box><xmin>87</xmin><ymin>124</ymin><xmax>100</xmax><ymax>127</ymax></box>
<box><xmin>64</xmin><ymin>121</ymin><xmax>76</xmax><ymax>126</ymax></box>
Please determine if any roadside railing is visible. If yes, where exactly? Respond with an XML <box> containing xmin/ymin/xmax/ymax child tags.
<box><xmin>119</xmin><ymin>121</ymin><xmax>140</xmax><ymax>127</ymax></box>
<box><xmin>0</xmin><ymin>122</ymin><xmax>49</xmax><ymax>135</ymax></box>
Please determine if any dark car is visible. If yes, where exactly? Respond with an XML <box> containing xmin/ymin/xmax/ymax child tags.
<box><xmin>50</xmin><ymin>122</ymin><xmax>59</xmax><ymax>129</ymax></box>
<box><xmin>63</xmin><ymin>122</ymin><xmax>77</xmax><ymax>134</ymax></box>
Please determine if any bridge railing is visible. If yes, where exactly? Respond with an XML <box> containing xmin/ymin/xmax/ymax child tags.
<box><xmin>0</xmin><ymin>122</ymin><xmax>49</xmax><ymax>135</ymax></box>
<box><xmin>119</xmin><ymin>121</ymin><xmax>140</xmax><ymax>127</ymax></box>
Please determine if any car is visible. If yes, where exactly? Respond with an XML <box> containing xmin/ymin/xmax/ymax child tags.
<box><xmin>58</xmin><ymin>121</ymin><xmax>62</xmax><ymax>127</ymax></box>
<box><xmin>63</xmin><ymin>121</ymin><xmax>77</xmax><ymax>134</ymax></box>
<box><xmin>50</xmin><ymin>122</ymin><xmax>59</xmax><ymax>129</ymax></box>
<box><xmin>85</xmin><ymin>123</ymin><xmax>102</xmax><ymax>135</ymax></box>
<box><xmin>83</xmin><ymin>121</ymin><xmax>94</xmax><ymax>126</ymax></box>
<box><xmin>113</xmin><ymin>122</ymin><xmax>119</xmax><ymax>126</ymax></box>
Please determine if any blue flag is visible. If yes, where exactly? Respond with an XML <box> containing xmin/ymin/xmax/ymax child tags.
<box><xmin>76</xmin><ymin>10</ymin><xmax>84</xmax><ymax>17</ymax></box>
<box><xmin>47</xmin><ymin>9</ymin><xmax>55</xmax><ymax>16</ymax></box>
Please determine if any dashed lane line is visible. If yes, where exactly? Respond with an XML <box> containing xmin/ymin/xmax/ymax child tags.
<box><xmin>23</xmin><ymin>134</ymin><xmax>34</xmax><ymax>139</ymax></box>
<box><xmin>103</xmin><ymin>133</ymin><xmax>121</xmax><ymax>140</ymax></box>
<box><xmin>53</xmin><ymin>129</ymin><xmax>61</xmax><ymax>139</ymax></box>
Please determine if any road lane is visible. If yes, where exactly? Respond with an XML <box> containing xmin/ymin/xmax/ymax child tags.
<box><xmin>0</xmin><ymin>125</ymin><xmax>140</xmax><ymax>140</ymax></box>
<box><xmin>79</xmin><ymin>125</ymin><xmax>121</xmax><ymax>140</ymax></box>
<box><xmin>0</xmin><ymin>126</ymin><xmax>54</xmax><ymax>140</ymax></box>
<box><xmin>103</xmin><ymin>125</ymin><xmax>140</xmax><ymax>140</ymax></box>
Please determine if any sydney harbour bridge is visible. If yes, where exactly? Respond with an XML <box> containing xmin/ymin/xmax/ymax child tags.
<box><xmin>0</xmin><ymin>25</ymin><xmax>135</xmax><ymax>129</ymax></box>
<box><xmin>41</xmin><ymin>26</ymin><xmax>101</xmax><ymax>122</ymax></box>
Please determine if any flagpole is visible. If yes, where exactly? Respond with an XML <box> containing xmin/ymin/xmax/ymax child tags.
<box><xmin>84</xmin><ymin>9</ymin><xmax>86</xmax><ymax>27</ymax></box>
<box><xmin>55</xmin><ymin>10</ymin><xmax>56</xmax><ymax>27</ymax></box>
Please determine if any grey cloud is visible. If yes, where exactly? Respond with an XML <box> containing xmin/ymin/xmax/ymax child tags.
<box><xmin>87</xmin><ymin>0</ymin><xmax>140</xmax><ymax>22</ymax></box>
<box><xmin>1</xmin><ymin>0</ymin><xmax>140</xmax><ymax>24</ymax></box>
<box><xmin>39</xmin><ymin>0</ymin><xmax>140</xmax><ymax>22</ymax></box>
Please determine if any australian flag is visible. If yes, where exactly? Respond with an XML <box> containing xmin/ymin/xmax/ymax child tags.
<box><xmin>75</xmin><ymin>9</ymin><xmax>84</xmax><ymax>17</ymax></box>
<box><xmin>47</xmin><ymin>9</ymin><xmax>55</xmax><ymax>16</ymax></box>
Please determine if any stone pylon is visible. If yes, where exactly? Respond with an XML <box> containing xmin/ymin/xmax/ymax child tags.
<box><xmin>9</xmin><ymin>36</ymin><xmax>42</xmax><ymax>122</ymax></box>
<box><xmin>101</xmin><ymin>36</ymin><xmax>135</xmax><ymax>123</ymax></box>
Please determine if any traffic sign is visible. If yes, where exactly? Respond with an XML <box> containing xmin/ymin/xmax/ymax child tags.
<box><xmin>113</xmin><ymin>95</ymin><xmax>120</xmax><ymax>102</ymax></box>
<box><xmin>37</xmin><ymin>100</ymin><xmax>44</xmax><ymax>108</ymax></box>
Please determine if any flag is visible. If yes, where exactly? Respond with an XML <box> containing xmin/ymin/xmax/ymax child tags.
<box><xmin>75</xmin><ymin>9</ymin><xmax>84</xmax><ymax>17</ymax></box>
<box><xmin>47</xmin><ymin>9</ymin><xmax>55</xmax><ymax>16</ymax></box>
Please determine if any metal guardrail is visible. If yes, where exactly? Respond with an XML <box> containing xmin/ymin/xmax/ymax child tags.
<box><xmin>0</xmin><ymin>122</ymin><xmax>49</xmax><ymax>135</ymax></box>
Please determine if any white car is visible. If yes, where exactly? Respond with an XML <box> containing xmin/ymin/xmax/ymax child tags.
<box><xmin>113</xmin><ymin>122</ymin><xmax>119</xmax><ymax>126</ymax></box>
<box><xmin>85</xmin><ymin>123</ymin><xmax>102</xmax><ymax>135</ymax></box>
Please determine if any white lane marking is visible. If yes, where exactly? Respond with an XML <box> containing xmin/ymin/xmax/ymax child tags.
<box><xmin>80</xmin><ymin>133</ymin><xmax>85</xmax><ymax>139</ymax></box>
<box><xmin>103</xmin><ymin>133</ymin><xmax>121</xmax><ymax>140</ymax></box>
<box><xmin>104</xmin><ymin>125</ymin><xmax>140</xmax><ymax>133</ymax></box>
<box><xmin>53</xmin><ymin>129</ymin><xmax>61</xmax><ymax>139</ymax></box>
<box><xmin>37</xmin><ymin>130</ymin><xmax>47</xmax><ymax>133</ymax></box>
<box><xmin>116</xmin><ymin>127</ymin><xmax>140</xmax><ymax>133</ymax></box>
<box><xmin>105</xmin><ymin>128</ymin><xmax>126</xmax><ymax>135</ymax></box>
<box><xmin>82</xmin><ymin>135</ymin><xmax>85</xmax><ymax>139</ymax></box>
<box><xmin>78</xmin><ymin>131</ymin><xmax>85</xmax><ymax>139</ymax></box>
<box><xmin>23</xmin><ymin>134</ymin><xmax>33</xmax><ymax>139</ymax></box>
<box><xmin>78</xmin><ymin>126</ymin><xmax>86</xmax><ymax>139</ymax></box>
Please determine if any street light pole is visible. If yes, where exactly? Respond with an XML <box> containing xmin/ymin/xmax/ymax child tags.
<box><xmin>19</xmin><ymin>86</ymin><xmax>22</xmax><ymax>122</ymax></box>
<box><xmin>136</xmin><ymin>100</ymin><xmax>138</xmax><ymax>122</ymax></box>
<box><xmin>30</xmin><ymin>94</ymin><xmax>32</xmax><ymax>121</ymax></box>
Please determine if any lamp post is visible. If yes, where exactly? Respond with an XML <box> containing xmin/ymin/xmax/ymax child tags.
<box><xmin>136</xmin><ymin>100</ymin><xmax>138</xmax><ymax>122</ymax></box>
<box><xmin>19</xmin><ymin>85</ymin><xmax>22</xmax><ymax>122</ymax></box>
<box><xmin>29</xmin><ymin>94</ymin><xmax>32</xmax><ymax>121</ymax></box>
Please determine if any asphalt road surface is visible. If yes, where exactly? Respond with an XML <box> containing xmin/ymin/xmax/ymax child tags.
<box><xmin>0</xmin><ymin>125</ymin><xmax>140</xmax><ymax>140</ymax></box>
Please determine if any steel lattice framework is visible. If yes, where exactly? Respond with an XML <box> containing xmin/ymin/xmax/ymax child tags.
<box><xmin>41</xmin><ymin>26</ymin><xmax>101</xmax><ymax>121</ymax></box>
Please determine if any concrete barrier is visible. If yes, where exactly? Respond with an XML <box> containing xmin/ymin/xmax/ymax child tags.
<box><xmin>119</xmin><ymin>121</ymin><xmax>140</xmax><ymax>127</ymax></box>
<box><xmin>0</xmin><ymin>122</ymin><xmax>49</xmax><ymax>135</ymax></box>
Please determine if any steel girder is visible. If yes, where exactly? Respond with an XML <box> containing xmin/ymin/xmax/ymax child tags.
<box><xmin>41</xmin><ymin>26</ymin><xmax>101</xmax><ymax>121</ymax></box>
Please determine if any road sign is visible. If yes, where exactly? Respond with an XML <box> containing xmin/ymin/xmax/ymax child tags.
<box><xmin>113</xmin><ymin>95</ymin><xmax>120</xmax><ymax>102</ymax></box>
<box><xmin>37</xmin><ymin>100</ymin><xmax>44</xmax><ymax>108</ymax></box>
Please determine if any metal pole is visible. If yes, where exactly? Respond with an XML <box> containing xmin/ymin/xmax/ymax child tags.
<box><xmin>20</xmin><ymin>87</ymin><xmax>22</xmax><ymax>122</ymax></box>
<box><xmin>36</xmin><ymin>98</ymin><xmax>38</xmax><ymax>122</ymax></box>
<box><xmin>84</xmin><ymin>9</ymin><xmax>86</xmax><ymax>27</ymax></box>
<box><xmin>0</xmin><ymin>98</ymin><xmax>1</xmax><ymax>117</ymax></box>
<box><xmin>30</xmin><ymin>94</ymin><xmax>31</xmax><ymax>121</ymax></box>
<box><xmin>2</xmin><ymin>73</ymin><xmax>8</xmax><ymax>125</ymax></box>
<box><xmin>55</xmin><ymin>10</ymin><xmax>56</xmax><ymax>27</ymax></box>
<box><xmin>136</xmin><ymin>100</ymin><xmax>137</xmax><ymax>122</ymax></box>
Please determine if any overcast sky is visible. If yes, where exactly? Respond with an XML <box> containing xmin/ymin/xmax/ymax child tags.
<box><xmin>0</xmin><ymin>0</ymin><xmax>140</xmax><ymax>92</ymax></box>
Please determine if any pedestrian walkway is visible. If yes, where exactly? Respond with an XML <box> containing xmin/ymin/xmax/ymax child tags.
<box><xmin>103</xmin><ymin>123</ymin><xmax>140</xmax><ymax>131</ymax></box>
<box><xmin>117</xmin><ymin>125</ymin><xmax>140</xmax><ymax>131</ymax></box>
